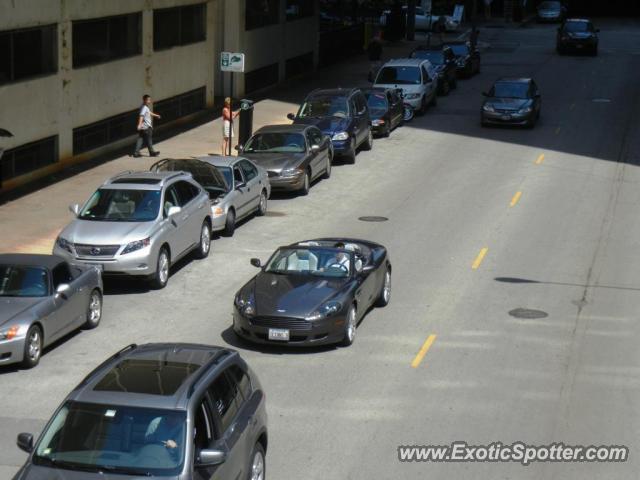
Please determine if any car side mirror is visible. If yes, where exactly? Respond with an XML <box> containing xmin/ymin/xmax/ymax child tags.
<box><xmin>310</xmin><ymin>144</ymin><xmax>320</xmax><ymax>152</ymax></box>
<box><xmin>17</xmin><ymin>433</ymin><xmax>34</xmax><ymax>453</ymax></box>
<box><xmin>69</xmin><ymin>204</ymin><xmax>80</xmax><ymax>216</ymax></box>
<box><xmin>55</xmin><ymin>283</ymin><xmax>71</xmax><ymax>300</ymax></box>
<box><xmin>362</xmin><ymin>264</ymin><xmax>375</xmax><ymax>273</ymax></box>
<box><xmin>235</xmin><ymin>182</ymin><xmax>246</xmax><ymax>190</ymax></box>
<box><xmin>167</xmin><ymin>205</ymin><xmax>182</xmax><ymax>217</ymax></box>
<box><xmin>196</xmin><ymin>448</ymin><xmax>227</xmax><ymax>467</ymax></box>
<box><xmin>287</xmin><ymin>113</ymin><xmax>296</xmax><ymax>121</ymax></box>
<box><xmin>250</xmin><ymin>258</ymin><xmax>262</xmax><ymax>268</ymax></box>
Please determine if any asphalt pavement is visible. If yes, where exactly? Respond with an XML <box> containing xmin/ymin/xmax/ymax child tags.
<box><xmin>2</xmin><ymin>18</ymin><xmax>640</xmax><ymax>480</ymax></box>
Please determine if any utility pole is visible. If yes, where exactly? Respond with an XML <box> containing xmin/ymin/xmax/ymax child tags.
<box><xmin>407</xmin><ymin>0</ymin><xmax>416</xmax><ymax>41</ymax></box>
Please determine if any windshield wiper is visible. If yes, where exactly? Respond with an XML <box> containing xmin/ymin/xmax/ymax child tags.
<box><xmin>35</xmin><ymin>457</ymin><xmax>102</xmax><ymax>473</ymax></box>
<box><xmin>98</xmin><ymin>464</ymin><xmax>152</xmax><ymax>476</ymax></box>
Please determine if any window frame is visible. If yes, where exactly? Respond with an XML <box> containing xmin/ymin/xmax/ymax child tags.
<box><xmin>0</xmin><ymin>24</ymin><xmax>58</xmax><ymax>85</ymax></box>
<box><xmin>153</xmin><ymin>3</ymin><xmax>207</xmax><ymax>51</ymax></box>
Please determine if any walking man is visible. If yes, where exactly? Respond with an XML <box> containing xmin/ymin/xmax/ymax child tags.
<box><xmin>133</xmin><ymin>94</ymin><xmax>161</xmax><ymax>157</ymax></box>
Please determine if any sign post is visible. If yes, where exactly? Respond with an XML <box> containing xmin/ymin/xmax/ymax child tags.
<box><xmin>220</xmin><ymin>52</ymin><xmax>245</xmax><ymax>155</ymax></box>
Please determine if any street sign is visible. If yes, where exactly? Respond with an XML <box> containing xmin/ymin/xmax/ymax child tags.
<box><xmin>221</xmin><ymin>52</ymin><xmax>245</xmax><ymax>73</ymax></box>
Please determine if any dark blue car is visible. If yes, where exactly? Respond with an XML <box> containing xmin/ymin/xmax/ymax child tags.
<box><xmin>287</xmin><ymin>88</ymin><xmax>373</xmax><ymax>164</ymax></box>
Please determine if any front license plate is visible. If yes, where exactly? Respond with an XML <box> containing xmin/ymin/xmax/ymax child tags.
<box><xmin>268</xmin><ymin>328</ymin><xmax>290</xmax><ymax>341</ymax></box>
<box><xmin>502</xmin><ymin>115</ymin><xmax>512</xmax><ymax>120</ymax></box>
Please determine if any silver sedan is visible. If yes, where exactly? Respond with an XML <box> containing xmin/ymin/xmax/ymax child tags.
<box><xmin>0</xmin><ymin>254</ymin><xmax>103</xmax><ymax>368</ymax></box>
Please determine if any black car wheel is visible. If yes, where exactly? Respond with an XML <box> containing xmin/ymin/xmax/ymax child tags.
<box><xmin>362</xmin><ymin>128</ymin><xmax>373</xmax><ymax>151</ymax></box>
<box><xmin>247</xmin><ymin>442</ymin><xmax>266</xmax><ymax>480</ymax></box>
<box><xmin>376</xmin><ymin>269</ymin><xmax>392</xmax><ymax>307</ymax></box>
<box><xmin>345</xmin><ymin>138</ymin><xmax>356</xmax><ymax>164</ymax></box>
<box><xmin>196</xmin><ymin>221</ymin><xmax>211</xmax><ymax>258</ymax></box>
<box><xmin>439</xmin><ymin>79</ymin><xmax>450</xmax><ymax>96</ymax></box>
<box><xmin>22</xmin><ymin>325</ymin><xmax>43</xmax><ymax>369</ymax></box>
<box><xmin>341</xmin><ymin>305</ymin><xmax>357</xmax><ymax>347</ymax></box>
<box><xmin>300</xmin><ymin>170</ymin><xmax>310</xmax><ymax>196</ymax></box>
<box><xmin>84</xmin><ymin>289</ymin><xmax>103</xmax><ymax>329</ymax></box>
<box><xmin>223</xmin><ymin>209</ymin><xmax>236</xmax><ymax>237</ymax></box>
<box><xmin>323</xmin><ymin>155</ymin><xmax>332</xmax><ymax>179</ymax></box>
<box><xmin>151</xmin><ymin>247</ymin><xmax>170</xmax><ymax>289</ymax></box>
<box><xmin>257</xmin><ymin>190</ymin><xmax>268</xmax><ymax>216</ymax></box>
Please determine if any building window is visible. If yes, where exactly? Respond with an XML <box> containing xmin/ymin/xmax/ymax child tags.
<box><xmin>72</xmin><ymin>87</ymin><xmax>206</xmax><ymax>155</ymax></box>
<box><xmin>0</xmin><ymin>25</ymin><xmax>57</xmax><ymax>85</ymax></box>
<box><xmin>246</xmin><ymin>0</ymin><xmax>280</xmax><ymax>30</ymax></box>
<box><xmin>73</xmin><ymin>13</ymin><xmax>141</xmax><ymax>68</ymax></box>
<box><xmin>245</xmin><ymin>63</ymin><xmax>279</xmax><ymax>93</ymax></box>
<box><xmin>286</xmin><ymin>0</ymin><xmax>315</xmax><ymax>20</ymax></box>
<box><xmin>285</xmin><ymin>51</ymin><xmax>313</xmax><ymax>79</ymax></box>
<box><xmin>154</xmin><ymin>3</ymin><xmax>207</xmax><ymax>51</ymax></box>
<box><xmin>1</xmin><ymin>136</ymin><xmax>58</xmax><ymax>181</ymax></box>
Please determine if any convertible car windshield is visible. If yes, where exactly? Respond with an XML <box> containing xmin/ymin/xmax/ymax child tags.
<box><xmin>265</xmin><ymin>247</ymin><xmax>352</xmax><ymax>278</ymax></box>
<box><xmin>244</xmin><ymin>133</ymin><xmax>306</xmax><ymax>154</ymax></box>
<box><xmin>298</xmin><ymin>96</ymin><xmax>349</xmax><ymax>118</ymax></box>
<box><xmin>0</xmin><ymin>265</ymin><xmax>48</xmax><ymax>297</ymax></box>
<box><xmin>33</xmin><ymin>401</ymin><xmax>186</xmax><ymax>477</ymax></box>
<box><xmin>79</xmin><ymin>189</ymin><xmax>161</xmax><ymax>222</ymax></box>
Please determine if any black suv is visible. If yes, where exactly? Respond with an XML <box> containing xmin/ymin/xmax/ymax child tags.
<box><xmin>410</xmin><ymin>46</ymin><xmax>458</xmax><ymax>95</ymax></box>
<box><xmin>288</xmin><ymin>88</ymin><xmax>372</xmax><ymax>164</ymax></box>
<box><xmin>14</xmin><ymin>344</ymin><xmax>268</xmax><ymax>480</ymax></box>
<box><xmin>557</xmin><ymin>18</ymin><xmax>599</xmax><ymax>56</ymax></box>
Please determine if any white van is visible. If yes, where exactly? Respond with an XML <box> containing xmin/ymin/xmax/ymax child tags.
<box><xmin>373</xmin><ymin>58</ymin><xmax>438</xmax><ymax>114</ymax></box>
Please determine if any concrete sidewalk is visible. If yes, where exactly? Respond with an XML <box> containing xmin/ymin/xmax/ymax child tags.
<box><xmin>0</xmin><ymin>35</ymin><xmax>448</xmax><ymax>254</ymax></box>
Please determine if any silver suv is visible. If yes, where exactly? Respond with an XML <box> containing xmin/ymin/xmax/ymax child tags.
<box><xmin>53</xmin><ymin>171</ymin><xmax>212</xmax><ymax>289</ymax></box>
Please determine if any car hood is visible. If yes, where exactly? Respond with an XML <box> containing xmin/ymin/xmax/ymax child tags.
<box><xmin>241</xmin><ymin>153</ymin><xmax>305</xmax><ymax>172</ymax></box>
<box><xmin>59</xmin><ymin>219</ymin><xmax>157</xmax><ymax>246</ymax></box>
<box><xmin>14</xmin><ymin>463</ymin><xmax>167</xmax><ymax>479</ymax></box>
<box><xmin>252</xmin><ymin>272</ymin><xmax>348</xmax><ymax>317</ymax></box>
<box><xmin>485</xmin><ymin>98</ymin><xmax>531</xmax><ymax>111</ymax></box>
<box><xmin>294</xmin><ymin>116</ymin><xmax>351</xmax><ymax>136</ymax></box>
<box><xmin>0</xmin><ymin>297</ymin><xmax>39</xmax><ymax>327</ymax></box>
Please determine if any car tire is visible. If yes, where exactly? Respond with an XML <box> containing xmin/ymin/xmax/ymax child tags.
<box><xmin>223</xmin><ymin>209</ymin><xmax>236</xmax><ymax>237</ymax></box>
<box><xmin>376</xmin><ymin>269</ymin><xmax>392</xmax><ymax>307</ymax></box>
<box><xmin>429</xmin><ymin>91</ymin><xmax>437</xmax><ymax>107</ymax></box>
<box><xmin>151</xmin><ymin>247</ymin><xmax>170</xmax><ymax>289</ymax></box>
<box><xmin>257</xmin><ymin>190</ymin><xmax>268</xmax><ymax>216</ymax></box>
<box><xmin>341</xmin><ymin>305</ymin><xmax>357</xmax><ymax>347</ymax></box>
<box><xmin>196</xmin><ymin>221</ymin><xmax>211</xmax><ymax>258</ymax></box>
<box><xmin>362</xmin><ymin>128</ymin><xmax>373</xmax><ymax>151</ymax></box>
<box><xmin>247</xmin><ymin>442</ymin><xmax>266</xmax><ymax>480</ymax></box>
<box><xmin>300</xmin><ymin>170</ymin><xmax>310</xmax><ymax>196</ymax></box>
<box><xmin>84</xmin><ymin>289</ymin><xmax>103</xmax><ymax>329</ymax></box>
<box><xmin>441</xmin><ymin>80</ymin><xmax>450</xmax><ymax>96</ymax></box>
<box><xmin>346</xmin><ymin>139</ymin><xmax>356</xmax><ymax>164</ymax></box>
<box><xmin>21</xmin><ymin>325</ymin><xmax>43</xmax><ymax>369</ymax></box>
<box><xmin>323</xmin><ymin>156</ymin><xmax>332</xmax><ymax>179</ymax></box>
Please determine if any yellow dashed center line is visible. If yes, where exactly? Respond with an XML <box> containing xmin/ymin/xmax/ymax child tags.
<box><xmin>510</xmin><ymin>191</ymin><xmax>522</xmax><ymax>207</ymax></box>
<box><xmin>471</xmin><ymin>247</ymin><xmax>488</xmax><ymax>270</ymax></box>
<box><xmin>535</xmin><ymin>154</ymin><xmax>545</xmax><ymax>165</ymax></box>
<box><xmin>411</xmin><ymin>334</ymin><xmax>437</xmax><ymax>368</ymax></box>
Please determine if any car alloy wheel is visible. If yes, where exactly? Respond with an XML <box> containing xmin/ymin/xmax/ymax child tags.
<box><xmin>153</xmin><ymin>248</ymin><xmax>170</xmax><ymax>289</ymax></box>
<box><xmin>323</xmin><ymin>156</ymin><xmax>332</xmax><ymax>179</ymax></box>
<box><xmin>377</xmin><ymin>270</ymin><xmax>391</xmax><ymax>307</ymax></box>
<box><xmin>257</xmin><ymin>191</ymin><xmax>268</xmax><ymax>216</ymax></box>
<box><xmin>342</xmin><ymin>305</ymin><xmax>357</xmax><ymax>346</ymax></box>
<box><xmin>300</xmin><ymin>171</ymin><xmax>310</xmax><ymax>195</ymax></box>
<box><xmin>198</xmin><ymin>222</ymin><xmax>211</xmax><ymax>258</ymax></box>
<box><xmin>85</xmin><ymin>289</ymin><xmax>102</xmax><ymax>329</ymax></box>
<box><xmin>22</xmin><ymin>325</ymin><xmax>42</xmax><ymax>368</ymax></box>
<box><xmin>362</xmin><ymin>128</ymin><xmax>373</xmax><ymax>150</ymax></box>
<box><xmin>250</xmin><ymin>448</ymin><xmax>265</xmax><ymax>480</ymax></box>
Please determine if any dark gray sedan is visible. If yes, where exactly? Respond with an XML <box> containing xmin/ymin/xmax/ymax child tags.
<box><xmin>238</xmin><ymin>124</ymin><xmax>332</xmax><ymax>195</ymax></box>
<box><xmin>481</xmin><ymin>78</ymin><xmax>541</xmax><ymax>128</ymax></box>
<box><xmin>0</xmin><ymin>254</ymin><xmax>103</xmax><ymax>368</ymax></box>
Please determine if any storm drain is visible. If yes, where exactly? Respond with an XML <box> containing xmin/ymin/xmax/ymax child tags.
<box><xmin>358</xmin><ymin>216</ymin><xmax>389</xmax><ymax>222</ymax></box>
<box><xmin>508</xmin><ymin>308</ymin><xmax>548</xmax><ymax>319</ymax></box>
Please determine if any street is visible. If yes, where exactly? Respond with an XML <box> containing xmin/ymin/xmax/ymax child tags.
<box><xmin>2</xmin><ymin>18</ymin><xmax>640</xmax><ymax>479</ymax></box>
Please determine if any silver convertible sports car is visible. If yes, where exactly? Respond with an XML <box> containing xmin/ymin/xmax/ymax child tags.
<box><xmin>0</xmin><ymin>254</ymin><xmax>103</xmax><ymax>368</ymax></box>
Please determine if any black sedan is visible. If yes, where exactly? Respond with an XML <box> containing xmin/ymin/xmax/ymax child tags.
<box><xmin>557</xmin><ymin>19</ymin><xmax>599</xmax><ymax>56</ymax></box>
<box><xmin>481</xmin><ymin>77</ymin><xmax>541</xmax><ymax>128</ymax></box>
<box><xmin>233</xmin><ymin>238</ymin><xmax>392</xmax><ymax>347</ymax></box>
<box><xmin>411</xmin><ymin>46</ymin><xmax>458</xmax><ymax>95</ymax></box>
<box><xmin>239</xmin><ymin>124</ymin><xmax>332</xmax><ymax>195</ymax></box>
<box><xmin>445</xmin><ymin>41</ymin><xmax>481</xmax><ymax>77</ymax></box>
<box><xmin>362</xmin><ymin>87</ymin><xmax>404</xmax><ymax>137</ymax></box>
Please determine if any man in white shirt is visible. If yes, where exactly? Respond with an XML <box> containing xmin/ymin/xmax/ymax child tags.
<box><xmin>133</xmin><ymin>94</ymin><xmax>161</xmax><ymax>158</ymax></box>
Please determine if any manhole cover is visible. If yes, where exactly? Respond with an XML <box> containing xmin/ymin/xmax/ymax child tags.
<box><xmin>592</xmin><ymin>98</ymin><xmax>611</xmax><ymax>103</ymax></box>
<box><xmin>509</xmin><ymin>308</ymin><xmax>548</xmax><ymax>319</ymax></box>
<box><xmin>265</xmin><ymin>211</ymin><xmax>286</xmax><ymax>217</ymax></box>
<box><xmin>358</xmin><ymin>216</ymin><xmax>388</xmax><ymax>222</ymax></box>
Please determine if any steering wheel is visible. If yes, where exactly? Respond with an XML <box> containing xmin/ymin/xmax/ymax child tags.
<box><xmin>328</xmin><ymin>263</ymin><xmax>349</xmax><ymax>273</ymax></box>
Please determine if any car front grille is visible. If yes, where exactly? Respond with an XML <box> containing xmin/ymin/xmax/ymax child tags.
<box><xmin>250</xmin><ymin>316</ymin><xmax>312</xmax><ymax>331</ymax></box>
<box><xmin>74</xmin><ymin>244</ymin><xmax>121</xmax><ymax>258</ymax></box>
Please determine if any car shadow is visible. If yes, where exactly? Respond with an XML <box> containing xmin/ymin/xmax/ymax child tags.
<box><xmin>220</xmin><ymin>326</ymin><xmax>338</xmax><ymax>355</ymax></box>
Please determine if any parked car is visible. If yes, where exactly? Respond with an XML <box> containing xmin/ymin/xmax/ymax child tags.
<box><xmin>380</xmin><ymin>6</ymin><xmax>459</xmax><ymax>32</ymax></box>
<box><xmin>373</xmin><ymin>58</ymin><xmax>438</xmax><ymax>114</ymax></box>
<box><xmin>288</xmin><ymin>88</ymin><xmax>372</xmax><ymax>164</ymax></box>
<box><xmin>14</xmin><ymin>343</ymin><xmax>268</xmax><ymax>480</ymax></box>
<box><xmin>53</xmin><ymin>171</ymin><xmax>212</xmax><ymax>289</ymax></box>
<box><xmin>481</xmin><ymin>77</ymin><xmax>542</xmax><ymax>128</ymax></box>
<box><xmin>537</xmin><ymin>1</ymin><xmax>567</xmax><ymax>22</ymax></box>
<box><xmin>557</xmin><ymin>18</ymin><xmax>599</xmax><ymax>55</ymax></box>
<box><xmin>151</xmin><ymin>157</ymin><xmax>270</xmax><ymax>237</ymax></box>
<box><xmin>0</xmin><ymin>254</ymin><xmax>102</xmax><ymax>368</ymax></box>
<box><xmin>233</xmin><ymin>238</ymin><xmax>392</xmax><ymax>347</ymax></box>
<box><xmin>411</xmin><ymin>46</ymin><xmax>458</xmax><ymax>95</ymax></box>
<box><xmin>361</xmin><ymin>87</ymin><xmax>404</xmax><ymax>137</ymax></box>
<box><xmin>444</xmin><ymin>41</ymin><xmax>481</xmax><ymax>77</ymax></box>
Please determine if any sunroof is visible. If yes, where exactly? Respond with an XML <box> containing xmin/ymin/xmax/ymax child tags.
<box><xmin>111</xmin><ymin>178</ymin><xmax>161</xmax><ymax>185</ymax></box>
<box><xmin>94</xmin><ymin>359</ymin><xmax>200</xmax><ymax>396</ymax></box>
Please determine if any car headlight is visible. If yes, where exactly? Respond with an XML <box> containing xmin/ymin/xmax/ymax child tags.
<box><xmin>56</xmin><ymin>237</ymin><xmax>73</xmax><ymax>254</ymax></box>
<box><xmin>235</xmin><ymin>296</ymin><xmax>256</xmax><ymax>317</ymax></box>
<box><xmin>0</xmin><ymin>325</ymin><xmax>20</xmax><ymax>341</ymax></box>
<box><xmin>482</xmin><ymin>104</ymin><xmax>495</xmax><ymax>112</ymax></box>
<box><xmin>331</xmin><ymin>131</ymin><xmax>349</xmax><ymax>141</ymax></box>
<box><xmin>212</xmin><ymin>206</ymin><xmax>225</xmax><ymax>216</ymax></box>
<box><xmin>122</xmin><ymin>237</ymin><xmax>151</xmax><ymax>255</ymax></box>
<box><xmin>519</xmin><ymin>107</ymin><xmax>533</xmax><ymax>114</ymax></box>
<box><xmin>405</xmin><ymin>93</ymin><xmax>421</xmax><ymax>100</ymax></box>
<box><xmin>281</xmin><ymin>167</ymin><xmax>303</xmax><ymax>177</ymax></box>
<box><xmin>306</xmin><ymin>301</ymin><xmax>342</xmax><ymax>321</ymax></box>
<box><xmin>456</xmin><ymin>58</ymin><xmax>466</xmax><ymax>67</ymax></box>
